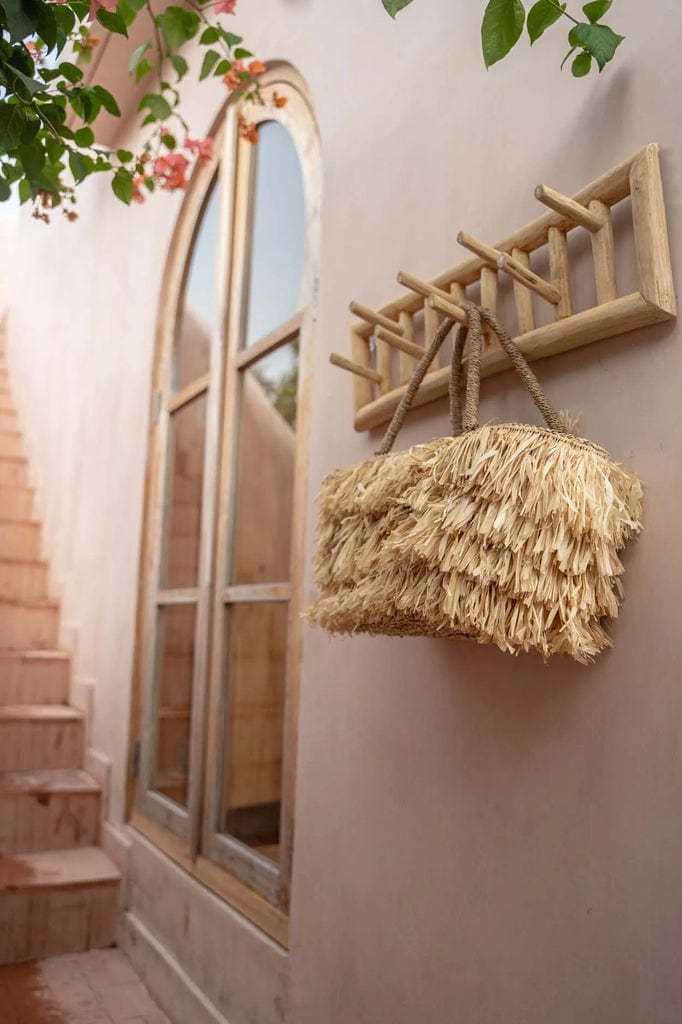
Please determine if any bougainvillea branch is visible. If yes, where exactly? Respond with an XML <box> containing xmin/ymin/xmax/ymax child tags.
<box><xmin>0</xmin><ymin>0</ymin><xmax>282</xmax><ymax>219</ymax></box>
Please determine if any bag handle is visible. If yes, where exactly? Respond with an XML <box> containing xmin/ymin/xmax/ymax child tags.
<box><xmin>376</xmin><ymin>302</ymin><xmax>566</xmax><ymax>456</ymax></box>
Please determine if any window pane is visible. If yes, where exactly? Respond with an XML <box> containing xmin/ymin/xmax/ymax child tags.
<box><xmin>231</xmin><ymin>341</ymin><xmax>298</xmax><ymax>585</ymax></box>
<box><xmin>152</xmin><ymin>604</ymin><xmax>196</xmax><ymax>808</ymax></box>
<box><xmin>174</xmin><ymin>179</ymin><xmax>220</xmax><ymax>390</ymax></box>
<box><xmin>162</xmin><ymin>393</ymin><xmax>207</xmax><ymax>589</ymax></box>
<box><xmin>244</xmin><ymin>121</ymin><xmax>306</xmax><ymax>348</ymax></box>
<box><xmin>219</xmin><ymin>601</ymin><xmax>289</xmax><ymax>863</ymax></box>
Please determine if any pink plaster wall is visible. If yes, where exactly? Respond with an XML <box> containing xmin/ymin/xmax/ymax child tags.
<box><xmin>4</xmin><ymin>1</ymin><xmax>682</xmax><ymax>1021</ymax></box>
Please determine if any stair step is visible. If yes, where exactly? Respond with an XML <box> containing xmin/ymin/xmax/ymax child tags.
<box><xmin>0</xmin><ymin>558</ymin><xmax>48</xmax><ymax>600</ymax></box>
<box><xmin>0</xmin><ymin>431</ymin><xmax>22</xmax><ymax>458</ymax></box>
<box><xmin>0</xmin><ymin>411</ymin><xmax>17</xmax><ymax>431</ymax></box>
<box><xmin>0</xmin><ymin>706</ymin><xmax>84</xmax><ymax>771</ymax></box>
<box><xmin>0</xmin><ymin>519</ymin><xmax>40</xmax><ymax>559</ymax></box>
<box><xmin>0</xmin><ymin>597</ymin><xmax>58</xmax><ymax>650</ymax></box>
<box><xmin>0</xmin><ymin>486</ymin><xmax>35</xmax><ymax>521</ymax></box>
<box><xmin>0</xmin><ymin>846</ymin><xmax>120</xmax><ymax>964</ymax></box>
<box><xmin>0</xmin><ymin>458</ymin><xmax>27</xmax><ymax>488</ymax></box>
<box><xmin>0</xmin><ymin>769</ymin><xmax>100</xmax><ymax>855</ymax></box>
<box><xmin>0</xmin><ymin>651</ymin><xmax>70</xmax><ymax>705</ymax></box>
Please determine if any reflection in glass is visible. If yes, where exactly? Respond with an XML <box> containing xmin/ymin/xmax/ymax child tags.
<box><xmin>244</xmin><ymin>121</ymin><xmax>306</xmax><ymax>348</ymax></box>
<box><xmin>231</xmin><ymin>341</ymin><xmax>298</xmax><ymax>585</ymax></box>
<box><xmin>152</xmin><ymin>604</ymin><xmax>196</xmax><ymax>808</ymax></box>
<box><xmin>174</xmin><ymin>178</ymin><xmax>220</xmax><ymax>391</ymax></box>
<box><xmin>220</xmin><ymin>602</ymin><xmax>289</xmax><ymax>862</ymax></box>
<box><xmin>162</xmin><ymin>393</ymin><xmax>207</xmax><ymax>590</ymax></box>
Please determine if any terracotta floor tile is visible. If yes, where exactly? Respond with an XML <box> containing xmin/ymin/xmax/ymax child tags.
<box><xmin>0</xmin><ymin>949</ymin><xmax>171</xmax><ymax>1024</ymax></box>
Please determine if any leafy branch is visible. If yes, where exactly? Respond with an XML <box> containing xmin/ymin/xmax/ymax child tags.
<box><xmin>383</xmin><ymin>0</ymin><xmax>624</xmax><ymax>78</ymax></box>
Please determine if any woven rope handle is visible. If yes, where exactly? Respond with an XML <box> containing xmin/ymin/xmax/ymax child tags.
<box><xmin>376</xmin><ymin>303</ymin><xmax>566</xmax><ymax>456</ymax></box>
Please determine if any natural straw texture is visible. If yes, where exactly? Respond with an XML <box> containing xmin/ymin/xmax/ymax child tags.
<box><xmin>309</xmin><ymin>304</ymin><xmax>643</xmax><ymax>663</ymax></box>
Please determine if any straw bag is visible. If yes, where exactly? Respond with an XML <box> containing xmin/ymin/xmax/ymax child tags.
<box><xmin>309</xmin><ymin>303</ymin><xmax>643</xmax><ymax>663</ymax></box>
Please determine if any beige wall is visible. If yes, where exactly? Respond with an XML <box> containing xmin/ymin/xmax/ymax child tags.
<box><xmin>4</xmin><ymin>1</ymin><xmax>682</xmax><ymax>1021</ymax></box>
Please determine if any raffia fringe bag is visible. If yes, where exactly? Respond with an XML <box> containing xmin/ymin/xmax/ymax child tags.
<box><xmin>309</xmin><ymin>303</ymin><xmax>643</xmax><ymax>663</ymax></box>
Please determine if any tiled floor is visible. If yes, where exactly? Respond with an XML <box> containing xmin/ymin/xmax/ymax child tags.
<box><xmin>0</xmin><ymin>948</ymin><xmax>171</xmax><ymax>1024</ymax></box>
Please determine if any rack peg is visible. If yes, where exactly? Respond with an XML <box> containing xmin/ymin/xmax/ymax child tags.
<box><xmin>428</xmin><ymin>293</ymin><xmax>468</xmax><ymax>323</ymax></box>
<box><xmin>497</xmin><ymin>254</ymin><xmax>561</xmax><ymax>306</ymax></box>
<box><xmin>457</xmin><ymin>231</ymin><xmax>502</xmax><ymax>267</ymax></box>
<box><xmin>534</xmin><ymin>185</ymin><xmax>605</xmax><ymax>233</ymax></box>
<box><xmin>397</xmin><ymin>272</ymin><xmax>468</xmax><ymax>324</ymax></box>
<box><xmin>330</xmin><ymin>352</ymin><xmax>383</xmax><ymax>384</ymax></box>
<box><xmin>349</xmin><ymin>300</ymin><xmax>406</xmax><ymax>336</ymax></box>
<box><xmin>374</xmin><ymin>326</ymin><xmax>425</xmax><ymax>360</ymax></box>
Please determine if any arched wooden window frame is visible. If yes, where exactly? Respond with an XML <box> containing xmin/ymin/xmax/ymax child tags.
<box><xmin>128</xmin><ymin>65</ymin><xmax>321</xmax><ymax>946</ymax></box>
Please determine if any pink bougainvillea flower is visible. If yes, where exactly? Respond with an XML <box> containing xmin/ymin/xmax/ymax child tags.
<box><xmin>214</xmin><ymin>0</ymin><xmax>237</xmax><ymax>13</ymax></box>
<box><xmin>222</xmin><ymin>59</ymin><xmax>246</xmax><ymax>91</ymax></box>
<box><xmin>88</xmin><ymin>0</ymin><xmax>118</xmax><ymax>22</ymax></box>
<box><xmin>184</xmin><ymin>137</ymin><xmax>214</xmax><ymax>163</ymax></box>
<box><xmin>154</xmin><ymin>153</ymin><xmax>190</xmax><ymax>192</ymax></box>
<box><xmin>272</xmin><ymin>91</ymin><xmax>287</xmax><ymax>108</ymax></box>
<box><xmin>238</xmin><ymin>116</ymin><xmax>258</xmax><ymax>144</ymax></box>
<box><xmin>248</xmin><ymin>60</ymin><xmax>266</xmax><ymax>76</ymax></box>
<box><xmin>132</xmin><ymin>174</ymin><xmax>147</xmax><ymax>204</ymax></box>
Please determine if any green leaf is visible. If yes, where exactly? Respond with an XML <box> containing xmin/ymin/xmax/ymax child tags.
<box><xmin>158</xmin><ymin>6</ymin><xmax>200</xmax><ymax>50</ymax></box>
<box><xmin>527</xmin><ymin>0</ymin><xmax>564</xmax><ymax>44</ymax></box>
<box><xmin>170</xmin><ymin>53</ymin><xmax>188</xmax><ymax>79</ymax></box>
<box><xmin>571</xmin><ymin>50</ymin><xmax>592</xmax><ymax>76</ymax></box>
<box><xmin>220</xmin><ymin>30</ymin><xmax>241</xmax><ymax>47</ymax></box>
<box><xmin>583</xmin><ymin>0</ymin><xmax>611</xmax><ymax>22</ymax></box>
<box><xmin>95</xmin><ymin>8</ymin><xmax>128</xmax><ymax>36</ymax></box>
<box><xmin>17</xmin><ymin>141</ymin><xmax>44</xmax><ymax>176</ymax></box>
<box><xmin>69</xmin><ymin>149</ymin><xmax>90</xmax><ymax>182</ymax></box>
<box><xmin>45</xmin><ymin>135</ymin><xmax>65</xmax><ymax>162</ymax></box>
<box><xmin>138</xmin><ymin>92</ymin><xmax>172</xmax><ymax>120</ymax></box>
<box><xmin>161</xmin><ymin>132</ymin><xmax>176</xmax><ymax>149</ymax></box>
<box><xmin>2</xmin><ymin>0</ymin><xmax>39</xmax><ymax>43</ymax></box>
<box><xmin>59</xmin><ymin>61</ymin><xmax>83</xmax><ymax>83</ymax></box>
<box><xmin>52</xmin><ymin>2</ymin><xmax>75</xmax><ymax>37</ymax></box>
<box><xmin>481</xmin><ymin>0</ymin><xmax>526</xmax><ymax>68</ymax></box>
<box><xmin>128</xmin><ymin>41</ymin><xmax>150</xmax><ymax>72</ymax></box>
<box><xmin>92</xmin><ymin>85</ymin><xmax>121</xmax><ymax>116</ymax></box>
<box><xmin>34</xmin><ymin>1</ymin><xmax>57</xmax><ymax>50</ymax></box>
<box><xmin>0</xmin><ymin>178</ymin><xmax>11</xmax><ymax>202</ymax></box>
<box><xmin>199</xmin><ymin>26</ymin><xmax>219</xmax><ymax>43</ymax></box>
<box><xmin>111</xmin><ymin>166</ymin><xmax>133</xmax><ymax>204</ymax></box>
<box><xmin>134</xmin><ymin>58</ymin><xmax>153</xmax><ymax>84</ymax></box>
<box><xmin>70</xmin><ymin>0</ymin><xmax>89</xmax><ymax>19</ymax></box>
<box><xmin>6</xmin><ymin>62</ymin><xmax>47</xmax><ymax>96</ymax></box>
<box><xmin>117</xmin><ymin>148</ymin><xmax>133</xmax><ymax>162</ymax></box>
<box><xmin>568</xmin><ymin>22</ymin><xmax>624</xmax><ymax>71</ymax></box>
<box><xmin>74</xmin><ymin>126</ymin><xmax>94</xmax><ymax>146</ymax></box>
<box><xmin>233</xmin><ymin>47</ymin><xmax>252</xmax><ymax>59</ymax></box>
<box><xmin>381</xmin><ymin>0</ymin><xmax>414</xmax><ymax>16</ymax></box>
<box><xmin>200</xmin><ymin>48</ymin><xmax>220</xmax><ymax>80</ymax></box>
<box><xmin>18</xmin><ymin>177</ymin><xmax>32</xmax><ymax>204</ymax></box>
<box><xmin>560</xmin><ymin>45</ymin><xmax>577</xmax><ymax>69</ymax></box>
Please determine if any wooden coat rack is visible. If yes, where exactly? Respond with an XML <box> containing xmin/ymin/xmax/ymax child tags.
<box><xmin>331</xmin><ymin>143</ymin><xmax>676</xmax><ymax>432</ymax></box>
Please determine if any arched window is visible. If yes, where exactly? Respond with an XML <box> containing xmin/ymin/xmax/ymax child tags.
<box><xmin>131</xmin><ymin>67</ymin><xmax>320</xmax><ymax>943</ymax></box>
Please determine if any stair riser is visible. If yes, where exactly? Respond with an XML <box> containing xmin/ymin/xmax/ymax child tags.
<box><xmin>0</xmin><ymin>487</ymin><xmax>34</xmax><ymax>520</ymax></box>
<box><xmin>0</xmin><ymin>562</ymin><xmax>48</xmax><ymax>601</ymax></box>
<box><xmin>0</xmin><ymin>522</ymin><xmax>39</xmax><ymax>559</ymax></box>
<box><xmin>0</xmin><ymin>791</ymin><xmax>99</xmax><ymax>856</ymax></box>
<box><xmin>0</xmin><ymin>659</ymin><xmax>70</xmax><ymax>705</ymax></box>
<box><xmin>0</xmin><ymin>460</ymin><xmax>28</xmax><ymax>488</ymax></box>
<box><xmin>0</xmin><ymin>720</ymin><xmax>84</xmax><ymax>771</ymax></box>
<box><xmin>0</xmin><ymin>412</ymin><xmax>17</xmax><ymax>431</ymax></box>
<box><xmin>0</xmin><ymin>434</ymin><xmax>22</xmax><ymax>458</ymax></box>
<box><xmin>0</xmin><ymin>883</ymin><xmax>117</xmax><ymax>964</ymax></box>
<box><xmin>0</xmin><ymin>604</ymin><xmax>59</xmax><ymax>650</ymax></box>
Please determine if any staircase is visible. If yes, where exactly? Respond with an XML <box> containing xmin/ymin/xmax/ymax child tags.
<box><xmin>0</xmin><ymin>352</ymin><xmax>120</xmax><ymax>965</ymax></box>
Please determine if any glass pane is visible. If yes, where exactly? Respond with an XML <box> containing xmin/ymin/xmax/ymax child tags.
<box><xmin>152</xmin><ymin>604</ymin><xmax>196</xmax><ymax>808</ymax></box>
<box><xmin>231</xmin><ymin>341</ymin><xmax>298</xmax><ymax>585</ymax></box>
<box><xmin>174</xmin><ymin>179</ymin><xmax>220</xmax><ymax>391</ymax></box>
<box><xmin>162</xmin><ymin>393</ymin><xmax>207</xmax><ymax>589</ymax></box>
<box><xmin>219</xmin><ymin>602</ymin><xmax>289</xmax><ymax>863</ymax></box>
<box><xmin>244</xmin><ymin>121</ymin><xmax>306</xmax><ymax>348</ymax></box>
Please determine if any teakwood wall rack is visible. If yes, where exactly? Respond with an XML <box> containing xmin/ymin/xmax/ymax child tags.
<box><xmin>332</xmin><ymin>143</ymin><xmax>676</xmax><ymax>433</ymax></box>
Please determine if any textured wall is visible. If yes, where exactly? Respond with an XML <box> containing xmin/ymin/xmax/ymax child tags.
<box><xmin>4</xmin><ymin>1</ymin><xmax>682</xmax><ymax>1021</ymax></box>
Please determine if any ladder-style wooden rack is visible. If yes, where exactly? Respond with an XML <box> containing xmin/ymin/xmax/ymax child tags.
<box><xmin>331</xmin><ymin>143</ymin><xmax>676</xmax><ymax>433</ymax></box>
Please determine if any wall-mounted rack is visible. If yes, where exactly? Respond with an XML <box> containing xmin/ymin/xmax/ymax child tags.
<box><xmin>331</xmin><ymin>143</ymin><xmax>676</xmax><ymax>433</ymax></box>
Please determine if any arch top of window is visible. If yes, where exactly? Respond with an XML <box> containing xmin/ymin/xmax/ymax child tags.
<box><xmin>164</xmin><ymin>69</ymin><xmax>317</xmax><ymax>393</ymax></box>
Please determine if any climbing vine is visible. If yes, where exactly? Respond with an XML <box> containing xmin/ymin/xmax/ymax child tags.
<box><xmin>0</xmin><ymin>0</ymin><xmax>624</xmax><ymax>221</ymax></box>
